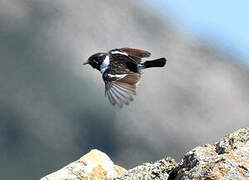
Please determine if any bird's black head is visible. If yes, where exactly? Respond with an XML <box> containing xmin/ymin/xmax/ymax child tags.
<box><xmin>83</xmin><ymin>52</ymin><xmax>107</xmax><ymax>71</ymax></box>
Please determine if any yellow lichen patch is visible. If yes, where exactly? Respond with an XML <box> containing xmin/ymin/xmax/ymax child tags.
<box><xmin>237</xmin><ymin>166</ymin><xmax>248</xmax><ymax>179</ymax></box>
<box><xmin>115</xmin><ymin>165</ymin><xmax>127</xmax><ymax>174</ymax></box>
<box><xmin>90</xmin><ymin>165</ymin><xmax>107</xmax><ymax>180</ymax></box>
<box><xmin>72</xmin><ymin>177</ymin><xmax>87</xmax><ymax>180</ymax></box>
<box><xmin>223</xmin><ymin>154</ymin><xmax>249</xmax><ymax>169</ymax></box>
<box><xmin>208</xmin><ymin>162</ymin><xmax>229</xmax><ymax>180</ymax></box>
<box><xmin>221</xmin><ymin>154</ymin><xmax>249</xmax><ymax>178</ymax></box>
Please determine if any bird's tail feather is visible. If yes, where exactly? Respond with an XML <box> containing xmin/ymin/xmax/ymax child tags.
<box><xmin>139</xmin><ymin>58</ymin><xmax>167</xmax><ymax>69</ymax></box>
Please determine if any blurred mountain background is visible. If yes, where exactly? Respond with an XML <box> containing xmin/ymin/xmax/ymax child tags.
<box><xmin>0</xmin><ymin>0</ymin><xmax>248</xmax><ymax>179</ymax></box>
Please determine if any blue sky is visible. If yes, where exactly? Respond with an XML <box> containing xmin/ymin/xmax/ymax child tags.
<box><xmin>142</xmin><ymin>1</ymin><xmax>249</xmax><ymax>66</ymax></box>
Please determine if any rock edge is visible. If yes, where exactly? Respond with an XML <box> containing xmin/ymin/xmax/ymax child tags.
<box><xmin>41</xmin><ymin>128</ymin><xmax>249</xmax><ymax>180</ymax></box>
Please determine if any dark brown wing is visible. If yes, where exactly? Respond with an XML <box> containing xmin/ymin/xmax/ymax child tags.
<box><xmin>109</xmin><ymin>53</ymin><xmax>140</xmax><ymax>73</ymax></box>
<box><xmin>116</xmin><ymin>73</ymin><xmax>141</xmax><ymax>86</ymax></box>
<box><xmin>105</xmin><ymin>73</ymin><xmax>141</xmax><ymax>107</ymax></box>
<box><xmin>120</xmin><ymin>48</ymin><xmax>151</xmax><ymax>63</ymax></box>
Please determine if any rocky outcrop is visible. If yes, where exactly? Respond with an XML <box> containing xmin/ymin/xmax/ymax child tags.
<box><xmin>41</xmin><ymin>128</ymin><xmax>249</xmax><ymax>180</ymax></box>
<box><xmin>175</xmin><ymin>128</ymin><xmax>249</xmax><ymax>179</ymax></box>
<box><xmin>41</xmin><ymin>149</ymin><xmax>126</xmax><ymax>180</ymax></box>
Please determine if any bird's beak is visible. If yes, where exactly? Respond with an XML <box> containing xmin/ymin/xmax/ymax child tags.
<box><xmin>82</xmin><ymin>61</ymin><xmax>89</xmax><ymax>65</ymax></box>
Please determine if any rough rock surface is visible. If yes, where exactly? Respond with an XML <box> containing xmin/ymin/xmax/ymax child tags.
<box><xmin>176</xmin><ymin>128</ymin><xmax>249</xmax><ymax>180</ymax></box>
<box><xmin>41</xmin><ymin>128</ymin><xmax>249</xmax><ymax>180</ymax></box>
<box><xmin>41</xmin><ymin>149</ymin><xmax>126</xmax><ymax>180</ymax></box>
<box><xmin>110</xmin><ymin>157</ymin><xmax>178</xmax><ymax>180</ymax></box>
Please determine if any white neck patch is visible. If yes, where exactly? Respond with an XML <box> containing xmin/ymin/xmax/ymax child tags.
<box><xmin>100</xmin><ymin>55</ymin><xmax>110</xmax><ymax>73</ymax></box>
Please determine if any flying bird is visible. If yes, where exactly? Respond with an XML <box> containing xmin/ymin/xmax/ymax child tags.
<box><xmin>83</xmin><ymin>48</ymin><xmax>167</xmax><ymax>107</ymax></box>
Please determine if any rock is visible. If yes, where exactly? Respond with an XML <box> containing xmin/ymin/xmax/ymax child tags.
<box><xmin>41</xmin><ymin>128</ymin><xmax>249</xmax><ymax>180</ymax></box>
<box><xmin>41</xmin><ymin>149</ymin><xmax>126</xmax><ymax>180</ymax></box>
<box><xmin>110</xmin><ymin>157</ymin><xmax>178</xmax><ymax>180</ymax></box>
<box><xmin>176</xmin><ymin>128</ymin><xmax>249</xmax><ymax>180</ymax></box>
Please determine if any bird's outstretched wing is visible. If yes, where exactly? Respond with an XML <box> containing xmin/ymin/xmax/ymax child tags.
<box><xmin>120</xmin><ymin>48</ymin><xmax>151</xmax><ymax>58</ymax></box>
<box><xmin>103</xmin><ymin>71</ymin><xmax>141</xmax><ymax>107</ymax></box>
<box><xmin>120</xmin><ymin>48</ymin><xmax>151</xmax><ymax>63</ymax></box>
<box><xmin>109</xmin><ymin>48</ymin><xmax>151</xmax><ymax>64</ymax></box>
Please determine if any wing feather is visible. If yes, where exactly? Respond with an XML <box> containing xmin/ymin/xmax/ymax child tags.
<box><xmin>120</xmin><ymin>48</ymin><xmax>151</xmax><ymax>63</ymax></box>
<box><xmin>105</xmin><ymin>76</ymin><xmax>140</xmax><ymax>107</ymax></box>
<box><xmin>114</xmin><ymin>81</ymin><xmax>136</xmax><ymax>95</ymax></box>
<box><xmin>104</xmin><ymin>68</ymin><xmax>141</xmax><ymax>107</ymax></box>
<box><xmin>109</xmin><ymin>48</ymin><xmax>150</xmax><ymax>64</ymax></box>
<box><xmin>111</xmin><ymin>87</ymin><xmax>131</xmax><ymax>107</ymax></box>
<box><xmin>109</xmin><ymin>88</ymin><xmax>123</xmax><ymax>107</ymax></box>
<box><xmin>112</xmin><ymin>83</ymin><xmax>134</xmax><ymax>101</ymax></box>
<box><xmin>112</xmin><ymin>86</ymin><xmax>131</xmax><ymax>104</ymax></box>
<box><xmin>116</xmin><ymin>73</ymin><xmax>141</xmax><ymax>85</ymax></box>
<box><xmin>106</xmin><ymin>90</ymin><xmax>115</xmax><ymax>105</ymax></box>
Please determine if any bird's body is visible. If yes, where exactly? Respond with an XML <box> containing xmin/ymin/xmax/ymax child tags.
<box><xmin>83</xmin><ymin>48</ymin><xmax>167</xmax><ymax>107</ymax></box>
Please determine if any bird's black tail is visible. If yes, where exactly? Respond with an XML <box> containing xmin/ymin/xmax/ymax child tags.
<box><xmin>140</xmin><ymin>58</ymin><xmax>167</xmax><ymax>69</ymax></box>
